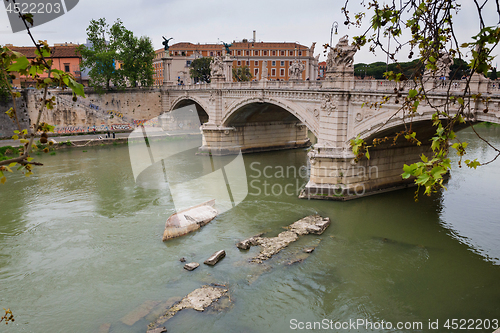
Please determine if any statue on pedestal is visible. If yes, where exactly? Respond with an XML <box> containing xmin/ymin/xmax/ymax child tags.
<box><xmin>424</xmin><ymin>52</ymin><xmax>452</xmax><ymax>79</ymax></box>
<box><xmin>162</xmin><ymin>37</ymin><xmax>174</xmax><ymax>51</ymax></box>
<box><xmin>325</xmin><ymin>35</ymin><xmax>357</xmax><ymax>78</ymax></box>
<box><xmin>210</xmin><ymin>56</ymin><xmax>224</xmax><ymax>77</ymax></box>
<box><xmin>222</xmin><ymin>41</ymin><xmax>232</xmax><ymax>55</ymax></box>
<box><xmin>261</xmin><ymin>60</ymin><xmax>269</xmax><ymax>81</ymax></box>
<box><xmin>289</xmin><ymin>59</ymin><xmax>305</xmax><ymax>80</ymax></box>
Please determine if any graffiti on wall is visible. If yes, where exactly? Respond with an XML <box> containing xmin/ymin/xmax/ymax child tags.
<box><xmin>53</xmin><ymin>124</ymin><xmax>133</xmax><ymax>133</ymax></box>
<box><xmin>107</xmin><ymin>110</ymin><xmax>123</xmax><ymax>118</ymax></box>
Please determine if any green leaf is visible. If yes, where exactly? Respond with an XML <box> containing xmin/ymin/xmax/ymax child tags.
<box><xmin>0</xmin><ymin>176</ymin><xmax>6</xmax><ymax>184</ymax></box>
<box><xmin>8</xmin><ymin>162</ymin><xmax>17</xmax><ymax>168</ymax></box>
<box><xmin>7</xmin><ymin>56</ymin><xmax>29</xmax><ymax>72</ymax></box>
<box><xmin>457</xmin><ymin>97</ymin><xmax>464</xmax><ymax>105</ymax></box>
<box><xmin>27</xmin><ymin>157</ymin><xmax>33</xmax><ymax>162</ymax></box>
<box><xmin>408</xmin><ymin>89</ymin><xmax>418</xmax><ymax>98</ymax></box>
<box><xmin>421</xmin><ymin>154</ymin><xmax>428</xmax><ymax>163</ymax></box>
<box><xmin>465</xmin><ymin>159</ymin><xmax>480</xmax><ymax>169</ymax></box>
<box><xmin>430</xmin><ymin>166</ymin><xmax>446</xmax><ymax>179</ymax></box>
<box><xmin>416</xmin><ymin>173</ymin><xmax>430</xmax><ymax>185</ymax></box>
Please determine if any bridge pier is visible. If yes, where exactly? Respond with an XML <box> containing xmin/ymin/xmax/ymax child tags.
<box><xmin>199</xmin><ymin>122</ymin><xmax>310</xmax><ymax>155</ymax></box>
<box><xmin>300</xmin><ymin>143</ymin><xmax>433</xmax><ymax>200</ymax></box>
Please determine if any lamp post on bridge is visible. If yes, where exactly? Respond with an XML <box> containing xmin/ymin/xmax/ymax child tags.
<box><xmin>330</xmin><ymin>21</ymin><xmax>338</xmax><ymax>47</ymax></box>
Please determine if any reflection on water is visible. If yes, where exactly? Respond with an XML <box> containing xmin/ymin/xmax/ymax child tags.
<box><xmin>0</xmin><ymin>125</ymin><xmax>499</xmax><ymax>332</ymax></box>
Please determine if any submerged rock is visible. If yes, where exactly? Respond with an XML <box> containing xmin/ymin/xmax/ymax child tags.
<box><xmin>184</xmin><ymin>262</ymin><xmax>200</xmax><ymax>271</ymax></box>
<box><xmin>204</xmin><ymin>250</ymin><xmax>226</xmax><ymax>266</ymax></box>
<box><xmin>148</xmin><ymin>285</ymin><xmax>228</xmax><ymax>330</ymax></box>
<box><xmin>121</xmin><ymin>300</ymin><xmax>160</xmax><ymax>326</ymax></box>
<box><xmin>162</xmin><ymin>199</ymin><xmax>217</xmax><ymax>241</ymax></box>
<box><xmin>179</xmin><ymin>257</ymin><xmax>186</xmax><ymax>262</ymax></box>
<box><xmin>146</xmin><ymin>327</ymin><xmax>167</xmax><ymax>333</ymax></box>
<box><xmin>98</xmin><ymin>323</ymin><xmax>111</xmax><ymax>333</ymax></box>
<box><xmin>236</xmin><ymin>234</ymin><xmax>263</xmax><ymax>250</ymax></box>
<box><xmin>237</xmin><ymin>215</ymin><xmax>330</xmax><ymax>263</ymax></box>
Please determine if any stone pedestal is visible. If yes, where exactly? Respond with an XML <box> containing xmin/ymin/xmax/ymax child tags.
<box><xmin>323</xmin><ymin>68</ymin><xmax>355</xmax><ymax>90</ymax></box>
<box><xmin>223</xmin><ymin>56</ymin><xmax>233</xmax><ymax>82</ymax></box>
<box><xmin>162</xmin><ymin>57</ymin><xmax>174</xmax><ymax>86</ymax></box>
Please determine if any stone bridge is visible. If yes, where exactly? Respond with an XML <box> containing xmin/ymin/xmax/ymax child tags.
<box><xmin>159</xmin><ymin>43</ymin><xmax>500</xmax><ymax>200</ymax></box>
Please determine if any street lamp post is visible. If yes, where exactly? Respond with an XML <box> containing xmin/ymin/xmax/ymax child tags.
<box><xmin>330</xmin><ymin>21</ymin><xmax>338</xmax><ymax>47</ymax></box>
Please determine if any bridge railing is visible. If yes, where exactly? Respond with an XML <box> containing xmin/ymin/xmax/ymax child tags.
<box><xmin>166</xmin><ymin>80</ymin><xmax>325</xmax><ymax>91</ymax></box>
<box><xmin>352</xmin><ymin>79</ymin><xmax>475</xmax><ymax>94</ymax></box>
<box><xmin>164</xmin><ymin>78</ymin><xmax>499</xmax><ymax>95</ymax></box>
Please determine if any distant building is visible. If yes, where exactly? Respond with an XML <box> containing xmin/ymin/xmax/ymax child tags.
<box><xmin>7</xmin><ymin>42</ymin><xmax>82</xmax><ymax>88</ymax></box>
<box><xmin>153</xmin><ymin>39</ymin><xmax>319</xmax><ymax>85</ymax></box>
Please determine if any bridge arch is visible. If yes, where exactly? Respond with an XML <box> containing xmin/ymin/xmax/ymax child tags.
<box><xmin>222</xmin><ymin>97</ymin><xmax>319</xmax><ymax>137</ymax></box>
<box><xmin>354</xmin><ymin>109</ymin><xmax>500</xmax><ymax>143</ymax></box>
<box><xmin>170</xmin><ymin>96</ymin><xmax>210</xmax><ymax>124</ymax></box>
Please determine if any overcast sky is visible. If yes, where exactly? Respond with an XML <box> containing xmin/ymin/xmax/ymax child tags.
<box><xmin>0</xmin><ymin>0</ymin><xmax>498</xmax><ymax>64</ymax></box>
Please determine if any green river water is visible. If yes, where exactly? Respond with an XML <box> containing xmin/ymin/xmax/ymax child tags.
<box><xmin>1</xmin><ymin>125</ymin><xmax>500</xmax><ymax>333</ymax></box>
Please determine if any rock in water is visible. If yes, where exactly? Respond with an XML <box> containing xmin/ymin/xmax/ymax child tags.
<box><xmin>120</xmin><ymin>300</ymin><xmax>160</xmax><ymax>326</ymax></box>
<box><xmin>148</xmin><ymin>285</ymin><xmax>228</xmax><ymax>330</ymax></box>
<box><xmin>184</xmin><ymin>262</ymin><xmax>200</xmax><ymax>271</ymax></box>
<box><xmin>303</xmin><ymin>247</ymin><xmax>315</xmax><ymax>253</ymax></box>
<box><xmin>204</xmin><ymin>250</ymin><xmax>226</xmax><ymax>266</ymax></box>
<box><xmin>236</xmin><ymin>215</ymin><xmax>331</xmax><ymax>263</ymax></box>
<box><xmin>147</xmin><ymin>327</ymin><xmax>167</xmax><ymax>333</ymax></box>
<box><xmin>162</xmin><ymin>199</ymin><xmax>218</xmax><ymax>241</ymax></box>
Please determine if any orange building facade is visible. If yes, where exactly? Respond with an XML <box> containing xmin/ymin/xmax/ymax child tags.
<box><xmin>153</xmin><ymin>41</ymin><xmax>318</xmax><ymax>86</ymax></box>
<box><xmin>7</xmin><ymin>43</ymin><xmax>82</xmax><ymax>88</ymax></box>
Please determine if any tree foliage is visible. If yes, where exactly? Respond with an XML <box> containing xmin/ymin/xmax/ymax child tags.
<box><xmin>78</xmin><ymin>18</ymin><xmax>155</xmax><ymax>91</ymax></box>
<box><xmin>343</xmin><ymin>0</ymin><xmax>500</xmax><ymax>199</ymax></box>
<box><xmin>232</xmin><ymin>65</ymin><xmax>253</xmax><ymax>82</ymax></box>
<box><xmin>78</xmin><ymin>18</ymin><xmax>120</xmax><ymax>91</ymax></box>
<box><xmin>189</xmin><ymin>57</ymin><xmax>212</xmax><ymax>83</ymax></box>
<box><xmin>0</xmin><ymin>4</ymin><xmax>85</xmax><ymax>183</ymax></box>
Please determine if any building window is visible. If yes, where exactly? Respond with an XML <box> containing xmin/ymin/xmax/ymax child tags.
<box><xmin>272</xmin><ymin>50</ymin><xmax>276</xmax><ymax>56</ymax></box>
<box><xmin>271</xmin><ymin>61</ymin><xmax>276</xmax><ymax>66</ymax></box>
<box><xmin>254</xmin><ymin>61</ymin><xmax>258</xmax><ymax>66</ymax></box>
<box><xmin>174</xmin><ymin>51</ymin><xmax>178</xmax><ymax>56</ymax></box>
<box><xmin>210</xmin><ymin>51</ymin><xmax>214</xmax><ymax>56</ymax></box>
<box><xmin>217</xmin><ymin>51</ymin><xmax>221</xmax><ymax>56</ymax></box>
<box><xmin>271</xmin><ymin>68</ymin><xmax>276</xmax><ymax>76</ymax></box>
<box><xmin>281</xmin><ymin>51</ymin><xmax>285</xmax><ymax>56</ymax></box>
<box><xmin>280</xmin><ymin>61</ymin><xmax>284</xmax><ymax>66</ymax></box>
<box><xmin>263</xmin><ymin>50</ymin><xmax>268</xmax><ymax>56</ymax></box>
<box><xmin>280</xmin><ymin>68</ymin><xmax>285</xmax><ymax>76</ymax></box>
<box><xmin>254</xmin><ymin>68</ymin><xmax>259</xmax><ymax>76</ymax></box>
<box><xmin>181</xmin><ymin>51</ymin><xmax>186</xmax><ymax>56</ymax></box>
<box><xmin>237</xmin><ymin>60</ymin><xmax>241</xmax><ymax>66</ymax></box>
<box><xmin>186</xmin><ymin>60</ymin><xmax>192</xmax><ymax>67</ymax></box>
<box><xmin>246</xmin><ymin>61</ymin><xmax>250</xmax><ymax>66</ymax></box>
<box><xmin>254</xmin><ymin>50</ymin><xmax>259</xmax><ymax>56</ymax></box>
<box><xmin>246</xmin><ymin>50</ymin><xmax>250</xmax><ymax>56</ymax></box>
<box><xmin>299</xmin><ymin>51</ymin><xmax>302</xmax><ymax>56</ymax></box>
<box><xmin>64</xmin><ymin>63</ymin><xmax>70</xmax><ymax>72</ymax></box>
<box><xmin>289</xmin><ymin>51</ymin><xmax>294</xmax><ymax>56</ymax></box>
<box><xmin>237</xmin><ymin>50</ymin><xmax>241</xmax><ymax>55</ymax></box>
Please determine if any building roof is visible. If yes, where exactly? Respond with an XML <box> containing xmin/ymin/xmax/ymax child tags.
<box><xmin>164</xmin><ymin>41</ymin><xmax>310</xmax><ymax>52</ymax></box>
<box><xmin>9</xmin><ymin>45</ymin><xmax>81</xmax><ymax>58</ymax></box>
